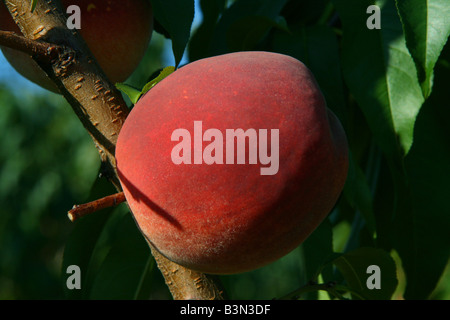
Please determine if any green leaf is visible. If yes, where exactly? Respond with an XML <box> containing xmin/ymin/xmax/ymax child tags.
<box><xmin>116</xmin><ymin>66</ymin><xmax>175</xmax><ymax>104</ymax></box>
<box><xmin>115</xmin><ymin>83</ymin><xmax>142</xmax><ymax>105</ymax></box>
<box><xmin>343</xmin><ymin>151</ymin><xmax>377</xmax><ymax>238</ymax></box>
<box><xmin>226</xmin><ymin>15</ymin><xmax>289</xmax><ymax>52</ymax></box>
<box><xmin>333</xmin><ymin>0</ymin><xmax>424</xmax><ymax>161</ymax></box>
<box><xmin>398</xmin><ymin>43</ymin><xmax>450</xmax><ymax>299</ymax></box>
<box><xmin>30</xmin><ymin>0</ymin><xmax>37</xmax><ymax>12</ymax></box>
<box><xmin>281</xmin><ymin>0</ymin><xmax>331</xmax><ymax>27</ymax></box>
<box><xmin>149</xmin><ymin>0</ymin><xmax>195</xmax><ymax>67</ymax></box>
<box><xmin>141</xmin><ymin>66</ymin><xmax>175</xmax><ymax>95</ymax></box>
<box><xmin>61</xmin><ymin>177</ymin><xmax>117</xmax><ymax>299</ymax></box>
<box><xmin>188</xmin><ymin>0</ymin><xmax>227</xmax><ymax>61</ymax></box>
<box><xmin>209</xmin><ymin>0</ymin><xmax>289</xmax><ymax>55</ymax></box>
<box><xmin>301</xmin><ymin>218</ymin><xmax>335</xmax><ymax>284</ymax></box>
<box><xmin>89</xmin><ymin>212</ymin><xmax>155</xmax><ymax>299</ymax></box>
<box><xmin>332</xmin><ymin>247</ymin><xmax>398</xmax><ymax>300</ymax></box>
<box><xmin>395</xmin><ymin>0</ymin><xmax>450</xmax><ymax>98</ymax></box>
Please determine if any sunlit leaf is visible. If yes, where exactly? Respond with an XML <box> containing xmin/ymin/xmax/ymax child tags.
<box><xmin>116</xmin><ymin>66</ymin><xmax>175</xmax><ymax>104</ymax></box>
<box><xmin>333</xmin><ymin>0</ymin><xmax>424</xmax><ymax>160</ymax></box>
<box><xmin>395</xmin><ymin>0</ymin><xmax>450</xmax><ymax>97</ymax></box>
<box><xmin>115</xmin><ymin>83</ymin><xmax>142</xmax><ymax>105</ymax></box>
<box><xmin>141</xmin><ymin>66</ymin><xmax>175</xmax><ymax>95</ymax></box>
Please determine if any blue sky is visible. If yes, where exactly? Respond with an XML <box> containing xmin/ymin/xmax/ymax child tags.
<box><xmin>0</xmin><ymin>51</ymin><xmax>42</xmax><ymax>92</ymax></box>
<box><xmin>0</xmin><ymin>36</ymin><xmax>178</xmax><ymax>95</ymax></box>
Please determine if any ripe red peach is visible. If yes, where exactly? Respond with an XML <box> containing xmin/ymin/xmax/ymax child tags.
<box><xmin>116</xmin><ymin>51</ymin><xmax>349</xmax><ymax>274</ymax></box>
<box><xmin>0</xmin><ymin>0</ymin><xmax>153</xmax><ymax>92</ymax></box>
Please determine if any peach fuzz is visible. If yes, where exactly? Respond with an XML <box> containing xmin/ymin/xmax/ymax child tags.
<box><xmin>116</xmin><ymin>51</ymin><xmax>349</xmax><ymax>274</ymax></box>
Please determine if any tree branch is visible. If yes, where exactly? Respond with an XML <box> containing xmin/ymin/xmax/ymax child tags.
<box><xmin>2</xmin><ymin>0</ymin><xmax>223</xmax><ymax>300</ymax></box>
<box><xmin>0</xmin><ymin>30</ymin><xmax>61</xmax><ymax>62</ymax></box>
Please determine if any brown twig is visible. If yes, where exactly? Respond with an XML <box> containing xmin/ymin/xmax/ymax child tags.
<box><xmin>68</xmin><ymin>192</ymin><xmax>126</xmax><ymax>222</ymax></box>
<box><xmin>2</xmin><ymin>0</ymin><xmax>223</xmax><ymax>300</ymax></box>
<box><xmin>0</xmin><ymin>30</ymin><xmax>60</xmax><ymax>62</ymax></box>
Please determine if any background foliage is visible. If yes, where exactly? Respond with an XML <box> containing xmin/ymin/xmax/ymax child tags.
<box><xmin>0</xmin><ymin>0</ymin><xmax>449</xmax><ymax>299</ymax></box>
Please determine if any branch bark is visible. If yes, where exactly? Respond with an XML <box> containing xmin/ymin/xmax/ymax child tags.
<box><xmin>68</xmin><ymin>192</ymin><xmax>126</xmax><ymax>222</ymax></box>
<box><xmin>0</xmin><ymin>30</ymin><xmax>61</xmax><ymax>62</ymax></box>
<box><xmin>1</xmin><ymin>0</ymin><xmax>223</xmax><ymax>300</ymax></box>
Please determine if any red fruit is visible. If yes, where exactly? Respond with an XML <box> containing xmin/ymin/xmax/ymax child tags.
<box><xmin>0</xmin><ymin>0</ymin><xmax>153</xmax><ymax>92</ymax></box>
<box><xmin>116</xmin><ymin>51</ymin><xmax>349</xmax><ymax>274</ymax></box>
